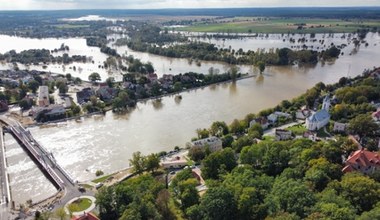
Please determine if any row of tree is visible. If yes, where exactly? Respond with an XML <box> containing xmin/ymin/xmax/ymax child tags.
<box><xmin>0</xmin><ymin>49</ymin><xmax>88</xmax><ymax>65</ymax></box>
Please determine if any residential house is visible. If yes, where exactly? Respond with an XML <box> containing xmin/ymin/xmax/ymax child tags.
<box><xmin>161</xmin><ymin>159</ymin><xmax>188</xmax><ymax>169</ymax></box>
<box><xmin>190</xmin><ymin>136</ymin><xmax>223</xmax><ymax>152</ymax></box>
<box><xmin>45</xmin><ymin>105</ymin><xmax>66</xmax><ymax>118</ymax></box>
<box><xmin>303</xmin><ymin>131</ymin><xmax>317</xmax><ymax>141</ymax></box>
<box><xmin>37</xmin><ymin>86</ymin><xmax>50</xmax><ymax>107</ymax></box>
<box><xmin>268</xmin><ymin>111</ymin><xmax>292</xmax><ymax>124</ymax></box>
<box><xmin>76</xmin><ymin>88</ymin><xmax>94</xmax><ymax>105</ymax></box>
<box><xmin>305</xmin><ymin>95</ymin><xmax>331</xmax><ymax>131</ymax></box>
<box><xmin>275</xmin><ymin>129</ymin><xmax>293</xmax><ymax>141</ymax></box>
<box><xmin>96</xmin><ymin>86</ymin><xmax>118</xmax><ymax>102</ymax></box>
<box><xmin>333</xmin><ymin>122</ymin><xmax>347</xmax><ymax>133</ymax></box>
<box><xmin>147</xmin><ymin>73</ymin><xmax>158</xmax><ymax>82</ymax></box>
<box><xmin>161</xmin><ymin>74</ymin><xmax>174</xmax><ymax>82</ymax></box>
<box><xmin>342</xmin><ymin>149</ymin><xmax>380</xmax><ymax>174</ymax></box>
<box><xmin>32</xmin><ymin>104</ymin><xmax>66</xmax><ymax>122</ymax></box>
<box><xmin>250</xmin><ymin>117</ymin><xmax>270</xmax><ymax>130</ymax></box>
<box><xmin>296</xmin><ymin>109</ymin><xmax>312</xmax><ymax>120</ymax></box>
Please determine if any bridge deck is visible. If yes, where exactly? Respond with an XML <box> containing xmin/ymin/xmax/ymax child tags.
<box><xmin>0</xmin><ymin>117</ymin><xmax>75</xmax><ymax>191</ymax></box>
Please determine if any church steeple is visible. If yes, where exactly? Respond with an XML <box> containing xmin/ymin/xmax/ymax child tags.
<box><xmin>322</xmin><ymin>95</ymin><xmax>330</xmax><ymax>111</ymax></box>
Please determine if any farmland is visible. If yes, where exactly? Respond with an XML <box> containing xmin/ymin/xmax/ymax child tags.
<box><xmin>177</xmin><ymin>18</ymin><xmax>380</xmax><ymax>33</ymax></box>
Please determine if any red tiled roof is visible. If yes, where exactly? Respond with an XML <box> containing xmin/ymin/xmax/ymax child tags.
<box><xmin>343</xmin><ymin>149</ymin><xmax>380</xmax><ymax>173</ymax></box>
<box><xmin>71</xmin><ymin>213</ymin><xmax>100</xmax><ymax>220</ymax></box>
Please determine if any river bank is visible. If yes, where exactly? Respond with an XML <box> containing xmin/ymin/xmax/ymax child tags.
<box><xmin>16</xmin><ymin>73</ymin><xmax>254</xmax><ymax>128</ymax></box>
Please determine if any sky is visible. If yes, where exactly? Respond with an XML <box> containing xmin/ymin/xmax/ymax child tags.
<box><xmin>1</xmin><ymin>0</ymin><xmax>380</xmax><ymax>10</ymax></box>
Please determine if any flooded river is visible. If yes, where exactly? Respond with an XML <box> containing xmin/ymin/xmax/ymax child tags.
<box><xmin>2</xmin><ymin>32</ymin><xmax>380</xmax><ymax>204</ymax></box>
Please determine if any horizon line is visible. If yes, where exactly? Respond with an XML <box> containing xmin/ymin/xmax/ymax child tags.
<box><xmin>1</xmin><ymin>6</ymin><xmax>380</xmax><ymax>12</ymax></box>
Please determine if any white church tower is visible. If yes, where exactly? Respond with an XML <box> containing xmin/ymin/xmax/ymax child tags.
<box><xmin>305</xmin><ymin>95</ymin><xmax>331</xmax><ymax>131</ymax></box>
<box><xmin>322</xmin><ymin>95</ymin><xmax>330</xmax><ymax>111</ymax></box>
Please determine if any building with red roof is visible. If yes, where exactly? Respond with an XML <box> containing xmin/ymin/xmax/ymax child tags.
<box><xmin>71</xmin><ymin>212</ymin><xmax>100</xmax><ymax>220</ymax></box>
<box><xmin>342</xmin><ymin>149</ymin><xmax>380</xmax><ymax>174</ymax></box>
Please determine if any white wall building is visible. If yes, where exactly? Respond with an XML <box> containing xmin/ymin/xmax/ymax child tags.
<box><xmin>306</xmin><ymin>95</ymin><xmax>331</xmax><ymax>131</ymax></box>
<box><xmin>275</xmin><ymin>129</ymin><xmax>293</xmax><ymax>141</ymax></box>
<box><xmin>37</xmin><ymin>86</ymin><xmax>50</xmax><ymax>107</ymax></box>
<box><xmin>333</xmin><ymin>122</ymin><xmax>347</xmax><ymax>132</ymax></box>
<box><xmin>191</xmin><ymin>136</ymin><xmax>223</xmax><ymax>152</ymax></box>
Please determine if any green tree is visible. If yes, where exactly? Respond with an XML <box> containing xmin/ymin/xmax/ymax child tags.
<box><xmin>231</xmin><ymin>136</ymin><xmax>253</xmax><ymax>153</ymax></box>
<box><xmin>311</xmin><ymin>189</ymin><xmax>356</xmax><ymax>220</ymax></box>
<box><xmin>199</xmin><ymin>187</ymin><xmax>237</xmax><ymax>220</ymax></box>
<box><xmin>210</xmin><ymin>121</ymin><xmax>229</xmax><ymax>137</ymax></box>
<box><xmin>304</xmin><ymin>157</ymin><xmax>342</xmax><ymax>191</ymax></box>
<box><xmin>19</xmin><ymin>99</ymin><xmax>32</xmax><ymax>110</ymax></box>
<box><xmin>145</xmin><ymin>153</ymin><xmax>160</xmax><ymax>173</ymax></box>
<box><xmin>358</xmin><ymin>202</ymin><xmax>380</xmax><ymax>220</ymax></box>
<box><xmin>266</xmin><ymin>179</ymin><xmax>316</xmax><ymax>218</ymax></box>
<box><xmin>106</xmin><ymin>77</ymin><xmax>115</xmax><ymax>88</ymax></box>
<box><xmin>55</xmin><ymin>207</ymin><xmax>67</xmax><ymax>220</ymax></box>
<box><xmin>74</xmin><ymin>77</ymin><xmax>82</xmax><ymax>85</ymax></box>
<box><xmin>230</xmin><ymin>119</ymin><xmax>245</xmax><ymax>134</ymax></box>
<box><xmin>129</xmin><ymin>151</ymin><xmax>146</xmax><ymax>174</ymax></box>
<box><xmin>178</xmin><ymin>178</ymin><xmax>200</xmax><ymax>210</ymax></box>
<box><xmin>328</xmin><ymin>172</ymin><xmax>380</xmax><ymax>213</ymax></box>
<box><xmin>196</xmin><ymin>128</ymin><xmax>209</xmax><ymax>139</ymax></box>
<box><xmin>304</xmin><ymin>87</ymin><xmax>319</xmax><ymax>108</ymax></box>
<box><xmin>188</xmin><ymin>146</ymin><xmax>205</xmax><ymax>162</ymax></box>
<box><xmin>222</xmin><ymin>134</ymin><xmax>234</xmax><ymax>148</ymax></box>
<box><xmin>65</xmin><ymin>73</ymin><xmax>72</xmax><ymax>81</ymax></box>
<box><xmin>95</xmin><ymin>186</ymin><xmax>118</xmax><ymax>220</ymax></box>
<box><xmin>56</xmin><ymin>81</ymin><xmax>68</xmax><ymax>94</ymax></box>
<box><xmin>348</xmin><ymin>114</ymin><xmax>379</xmax><ymax>139</ymax></box>
<box><xmin>88</xmin><ymin>72</ymin><xmax>101</xmax><ymax>84</ymax></box>
<box><xmin>256</xmin><ymin>61</ymin><xmax>266</xmax><ymax>73</ymax></box>
<box><xmin>28</xmin><ymin>80</ymin><xmax>40</xmax><ymax>93</ymax></box>
<box><xmin>186</xmin><ymin>205</ymin><xmax>203</xmax><ymax>220</ymax></box>
<box><xmin>156</xmin><ymin>189</ymin><xmax>174</xmax><ymax>219</ymax></box>
<box><xmin>202</xmin><ymin>148</ymin><xmax>237</xmax><ymax>179</ymax></box>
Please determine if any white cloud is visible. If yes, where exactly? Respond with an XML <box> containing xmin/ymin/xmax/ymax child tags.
<box><xmin>0</xmin><ymin>0</ymin><xmax>380</xmax><ymax>10</ymax></box>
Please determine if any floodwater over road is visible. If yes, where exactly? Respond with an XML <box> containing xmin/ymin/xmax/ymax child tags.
<box><xmin>2</xmin><ymin>32</ymin><xmax>380</xmax><ymax>203</ymax></box>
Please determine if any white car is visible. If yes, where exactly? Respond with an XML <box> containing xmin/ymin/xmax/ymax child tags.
<box><xmin>95</xmin><ymin>183</ymin><xmax>104</xmax><ymax>189</ymax></box>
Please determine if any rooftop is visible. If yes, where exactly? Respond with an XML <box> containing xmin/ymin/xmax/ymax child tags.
<box><xmin>308</xmin><ymin>109</ymin><xmax>330</xmax><ymax>122</ymax></box>
<box><xmin>343</xmin><ymin>149</ymin><xmax>380</xmax><ymax>173</ymax></box>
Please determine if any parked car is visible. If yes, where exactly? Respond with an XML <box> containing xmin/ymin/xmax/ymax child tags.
<box><xmin>78</xmin><ymin>186</ymin><xmax>86</xmax><ymax>192</ymax></box>
<box><xmin>95</xmin><ymin>183</ymin><xmax>104</xmax><ymax>189</ymax></box>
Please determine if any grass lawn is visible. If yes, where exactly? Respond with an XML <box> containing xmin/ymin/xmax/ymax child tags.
<box><xmin>79</xmin><ymin>183</ymin><xmax>93</xmax><ymax>189</ymax></box>
<box><xmin>263</xmin><ymin>136</ymin><xmax>275</xmax><ymax>141</ymax></box>
<box><xmin>92</xmin><ymin>173</ymin><xmax>113</xmax><ymax>183</ymax></box>
<box><xmin>286</xmin><ymin>124</ymin><xmax>307</xmax><ymax>135</ymax></box>
<box><xmin>178</xmin><ymin>18</ymin><xmax>380</xmax><ymax>33</ymax></box>
<box><xmin>68</xmin><ymin>198</ymin><xmax>92</xmax><ymax>212</ymax></box>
